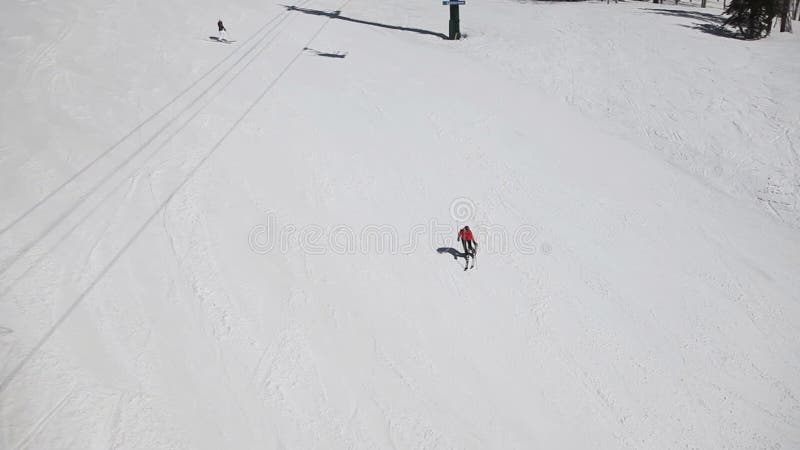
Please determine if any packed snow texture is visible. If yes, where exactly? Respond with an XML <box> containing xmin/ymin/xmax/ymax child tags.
<box><xmin>1</xmin><ymin>0</ymin><xmax>799</xmax><ymax>448</ymax></box>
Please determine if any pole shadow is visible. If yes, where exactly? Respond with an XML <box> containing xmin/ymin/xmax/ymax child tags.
<box><xmin>284</xmin><ymin>5</ymin><xmax>449</xmax><ymax>40</ymax></box>
<box><xmin>303</xmin><ymin>47</ymin><xmax>348</xmax><ymax>58</ymax></box>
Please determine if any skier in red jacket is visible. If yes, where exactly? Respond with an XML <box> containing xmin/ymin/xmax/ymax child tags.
<box><xmin>457</xmin><ymin>226</ymin><xmax>477</xmax><ymax>270</ymax></box>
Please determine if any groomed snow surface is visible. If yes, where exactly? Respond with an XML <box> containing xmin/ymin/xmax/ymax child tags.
<box><xmin>1</xmin><ymin>0</ymin><xmax>799</xmax><ymax>448</ymax></box>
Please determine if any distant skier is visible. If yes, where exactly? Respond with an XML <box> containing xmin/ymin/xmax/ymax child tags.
<box><xmin>457</xmin><ymin>226</ymin><xmax>477</xmax><ymax>270</ymax></box>
<box><xmin>217</xmin><ymin>19</ymin><xmax>227</xmax><ymax>40</ymax></box>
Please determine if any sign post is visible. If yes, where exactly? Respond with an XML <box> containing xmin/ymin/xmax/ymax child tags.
<box><xmin>442</xmin><ymin>0</ymin><xmax>465</xmax><ymax>40</ymax></box>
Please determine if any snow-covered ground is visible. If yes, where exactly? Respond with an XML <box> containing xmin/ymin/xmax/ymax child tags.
<box><xmin>1</xmin><ymin>0</ymin><xmax>799</xmax><ymax>448</ymax></box>
<box><xmin>461</xmin><ymin>0</ymin><xmax>800</xmax><ymax>227</ymax></box>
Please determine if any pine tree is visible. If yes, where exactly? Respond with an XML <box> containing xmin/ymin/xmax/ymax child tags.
<box><xmin>724</xmin><ymin>0</ymin><xmax>779</xmax><ymax>39</ymax></box>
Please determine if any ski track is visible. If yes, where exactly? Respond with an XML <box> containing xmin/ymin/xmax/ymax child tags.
<box><xmin>0</xmin><ymin>0</ymin><xmax>316</xmax><ymax>296</ymax></box>
<box><xmin>1</xmin><ymin>0</ymin><xmax>799</xmax><ymax>448</ymax></box>
<box><xmin>2</xmin><ymin>0</ymin><xmax>361</xmax><ymax>446</ymax></box>
<box><xmin>0</xmin><ymin>0</ymin><xmax>312</xmax><ymax>278</ymax></box>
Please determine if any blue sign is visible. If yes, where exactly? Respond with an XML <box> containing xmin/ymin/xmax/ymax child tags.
<box><xmin>442</xmin><ymin>0</ymin><xmax>466</xmax><ymax>5</ymax></box>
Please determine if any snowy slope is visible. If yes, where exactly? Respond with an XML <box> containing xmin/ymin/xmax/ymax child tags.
<box><xmin>1</xmin><ymin>0</ymin><xmax>799</xmax><ymax>449</ymax></box>
<box><xmin>457</xmin><ymin>0</ymin><xmax>800</xmax><ymax>227</ymax></box>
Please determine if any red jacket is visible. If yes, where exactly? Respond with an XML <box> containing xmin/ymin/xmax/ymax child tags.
<box><xmin>458</xmin><ymin>228</ymin><xmax>474</xmax><ymax>242</ymax></box>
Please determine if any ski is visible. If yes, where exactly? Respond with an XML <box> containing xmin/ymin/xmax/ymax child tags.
<box><xmin>463</xmin><ymin>252</ymin><xmax>476</xmax><ymax>271</ymax></box>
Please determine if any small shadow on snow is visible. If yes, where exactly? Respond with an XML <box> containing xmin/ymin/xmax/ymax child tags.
<box><xmin>208</xmin><ymin>36</ymin><xmax>235</xmax><ymax>43</ymax></box>
<box><xmin>437</xmin><ymin>247</ymin><xmax>466</xmax><ymax>260</ymax></box>
<box><xmin>303</xmin><ymin>47</ymin><xmax>348</xmax><ymax>58</ymax></box>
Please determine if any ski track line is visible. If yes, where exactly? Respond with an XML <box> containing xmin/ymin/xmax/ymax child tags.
<box><xmin>0</xmin><ymin>1</ymin><xmax>310</xmax><ymax>301</ymax></box>
<box><xmin>0</xmin><ymin>2</ymin><xmax>306</xmax><ymax>238</ymax></box>
<box><xmin>101</xmin><ymin>391</ymin><xmax>125</xmax><ymax>449</ymax></box>
<box><xmin>22</xmin><ymin>16</ymin><xmax>75</xmax><ymax>86</ymax></box>
<box><xmin>0</xmin><ymin>341</ymin><xmax>17</xmax><ymax>375</ymax></box>
<box><xmin>0</xmin><ymin>0</ymin><xmax>349</xmax><ymax>397</ymax></box>
<box><xmin>12</xmin><ymin>384</ymin><xmax>76</xmax><ymax>450</ymax></box>
<box><xmin>1</xmin><ymin>4</ymin><xmax>304</xmax><ymax>270</ymax></box>
<box><xmin>0</xmin><ymin>1</ymin><xmax>313</xmax><ymax>278</ymax></box>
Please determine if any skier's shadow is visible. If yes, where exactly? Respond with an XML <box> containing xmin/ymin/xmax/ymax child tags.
<box><xmin>437</xmin><ymin>247</ymin><xmax>467</xmax><ymax>260</ymax></box>
<box><xmin>209</xmin><ymin>36</ymin><xmax>235</xmax><ymax>43</ymax></box>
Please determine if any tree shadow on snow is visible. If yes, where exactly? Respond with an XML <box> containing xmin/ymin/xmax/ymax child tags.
<box><xmin>437</xmin><ymin>247</ymin><xmax>467</xmax><ymax>260</ymax></box>
<box><xmin>641</xmin><ymin>8</ymin><xmax>741</xmax><ymax>38</ymax></box>
<box><xmin>643</xmin><ymin>7</ymin><xmax>725</xmax><ymax>23</ymax></box>
<box><xmin>680</xmin><ymin>22</ymin><xmax>739</xmax><ymax>38</ymax></box>
<box><xmin>284</xmin><ymin>5</ymin><xmax>449</xmax><ymax>40</ymax></box>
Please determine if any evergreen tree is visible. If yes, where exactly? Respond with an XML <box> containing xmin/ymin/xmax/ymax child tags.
<box><xmin>724</xmin><ymin>0</ymin><xmax>779</xmax><ymax>38</ymax></box>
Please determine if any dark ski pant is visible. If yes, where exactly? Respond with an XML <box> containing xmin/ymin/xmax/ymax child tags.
<box><xmin>462</xmin><ymin>240</ymin><xmax>475</xmax><ymax>257</ymax></box>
